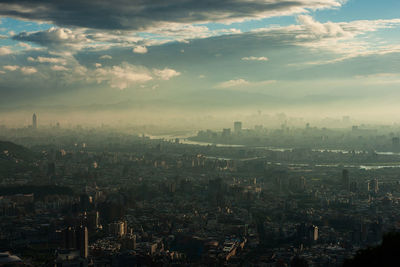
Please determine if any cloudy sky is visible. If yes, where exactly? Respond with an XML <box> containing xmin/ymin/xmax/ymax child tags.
<box><xmin>1</xmin><ymin>0</ymin><xmax>400</xmax><ymax>125</ymax></box>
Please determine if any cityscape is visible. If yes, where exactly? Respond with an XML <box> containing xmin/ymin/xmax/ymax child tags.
<box><xmin>1</xmin><ymin>114</ymin><xmax>400</xmax><ymax>266</ymax></box>
<box><xmin>1</xmin><ymin>1</ymin><xmax>400</xmax><ymax>266</ymax></box>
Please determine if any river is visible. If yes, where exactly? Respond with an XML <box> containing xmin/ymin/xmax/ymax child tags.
<box><xmin>146</xmin><ymin>134</ymin><xmax>400</xmax><ymax>170</ymax></box>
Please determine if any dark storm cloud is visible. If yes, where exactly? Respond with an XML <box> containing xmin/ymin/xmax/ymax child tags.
<box><xmin>0</xmin><ymin>0</ymin><xmax>344</xmax><ymax>30</ymax></box>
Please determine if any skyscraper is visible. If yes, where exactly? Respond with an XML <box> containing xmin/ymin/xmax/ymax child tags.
<box><xmin>32</xmin><ymin>113</ymin><xmax>37</xmax><ymax>129</ymax></box>
<box><xmin>62</xmin><ymin>226</ymin><xmax>88</xmax><ymax>259</ymax></box>
<box><xmin>234</xmin><ymin>121</ymin><xmax>242</xmax><ymax>134</ymax></box>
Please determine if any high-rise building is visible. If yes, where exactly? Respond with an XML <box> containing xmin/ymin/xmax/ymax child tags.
<box><xmin>77</xmin><ymin>226</ymin><xmax>88</xmax><ymax>259</ymax></box>
<box><xmin>299</xmin><ymin>176</ymin><xmax>306</xmax><ymax>191</ymax></box>
<box><xmin>342</xmin><ymin>169</ymin><xmax>350</xmax><ymax>190</ymax></box>
<box><xmin>109</xmin><ymin>221</ymin><xmax>127</xmax><ymax>237</ymax></box>
<box><xmin>32</xmin><ymin>113</ymin><xmax>37</xmax><ymax>129</ymax></box>
<box><xmin>63</xmin><ymin>227</ymin><xmax>77</xmax><ymax>249</ymax></box>
<box><xmin>350</xmin><ymin>181</ymin><xmax>358</xmax><ymax>192</ymax></box>
<box><xmin>47</xmin><ymin>162</ymin><xmax>56</xmax><ymax>177</ymax></box>
<box><xmin>371</xmin><ymin>178</ymin><xmax>379</xmax><ymax>194</ymax></box>
<box><xmin>342</xmin><ymin>116</ymin><xmax>350</xmax><ymax>124</ymax></box>
<box><xmin>234</xmin><ymin>121</ymin><xmax>242</xmax><ymax>134</ymax></box>
<box><xmin>222</xmin><ymin>128</ymin><xmax>231</xmax><ymax>137</ymax></box>
<box><xmin>79</xmin><ymin>194</ymin><xmax>91</xmax><ymax>211</ymax></box>
<box><xmin>308</xmin><ymin>225</ymin><xmax>318</xmax><ymax>242</ymax></box>
<box><xmin>365</xmin><ymin>180</ymin><xmax>371</xmax><ymax>193</ymax></box>
<box><xmin>62</xmin><ymin>226</ymin><xmax>88</xmax><ymax>259</ymax></box>
<box><xmin>122</xmin><ymin>234</ymin><xmax>137</xmax><ymax>250</ymax></box>
<box><xmin>86</xmin><ymin>211</ymin><xmax>100</xmax><ymax>231</ymax></box>
<box><xmin>392</xmin><ymin>137</ymin><xmax>400</xmax><ymax>146</ymax></box>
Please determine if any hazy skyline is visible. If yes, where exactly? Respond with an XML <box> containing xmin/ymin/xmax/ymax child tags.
<box><xmin>1</xmin><ymin>0</ymin><xmax>400</xmax><ymax>126</ymax></box>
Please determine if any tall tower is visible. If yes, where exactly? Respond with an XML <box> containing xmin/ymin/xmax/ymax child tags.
<box><xmin>32</xmin><ymin>113</ymin><xmax>37</xmax><ymax>129</ymax></box>
<box><xmin>77</xmin><ymin>226</ymin><xmax>88</xmax><ymax>259</ymax></box>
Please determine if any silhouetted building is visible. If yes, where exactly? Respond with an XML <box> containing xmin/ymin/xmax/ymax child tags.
<box><xmin>371</xmin><ymin>178</ymin><xmax>379</xmax><ymax>194</ymax></box>
<box><xmin>86</xmin><ymin>211</ymin><xmax>100</xmax><ymax>231</ymax></box>
<box><xmin>77</xmin><ymin>226</ymin><xmax>88</xmax><ymax>259</ymax></box>
<box><xmin>55</xmin><ymin>250</ymin><xmax>88</xmax><ymax>267</ymax></box>
<box><xmin>350</xmin><ymin>181</ymin><xmax>358</xmax><ymax>192</ymax></box>
<box><xmin>47</xmin><ymin>162</ymin><xmax>56</xmax><ymax>177</ymax></box>
<box><xmin>62</xmin><ymin>226</ymin><xmax>88</xmax><ymax>259</ymax></box>
<box><xmin>299</xmin><ymin>176</ymin><xmax>306</xmax><ymax>191</ymax></box>
<box><xmin>32</xmin><ymin>113</ymin><xmax>37</xmax><ymax>129</ymax></box>
<box><xmin>122</xmin><ymin>234</ymin><xmax>137</xmax><ymax>250</ymax></box>
<box><xmin>79</xmin><ymin>194</ymin><xmax>91</xmax><ymax>211</ymax></box>
<box><xmin>342</xmin><ymin>169</ymin><xmax>350</xmax><ymax>191</ymax></box>
<box><xmin>109</xmin><ymin>221</ymin><xmax>128</xmax><ymax>237</ymax></box>
<box><xmin>234</xmin><ymin>121</ymin><xmax>242</xmax><ymax>134</ymax></box>
<box><xmin>222</xmin><ymin>128</ymin><xmax>231</xmax><ymax>137</ymax></box>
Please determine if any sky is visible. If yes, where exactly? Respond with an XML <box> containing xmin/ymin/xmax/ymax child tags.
<box><xmin>1</xmin><ymin>0</ymin><xmax>400</xmax><ymax>127</ymax></box>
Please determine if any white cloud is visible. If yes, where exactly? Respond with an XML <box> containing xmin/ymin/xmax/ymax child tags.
<box><xmin>1</xmin><ymin>57</ymin><xmax>181</xmax><ymax>90</ymax></box>
<box><xmin>86</xmin><ymin>31</ymin><xmax>143</xmax><ymax>44</ymax></box>
<box><xmin>99</xmin><ymin>55</ymin><xmax>112</xmax><ymax>60</ymax></box>
<box><xmin>296</xmin><ymin>15</ymin><xmax>351</xmax><ymax>39</ymax></box>
<box><xmin>0</xmin><ymin>46</ymin><xmax>12</xmax><ymax>55</ymax></box>
<box><xmin>3</xmin><ymin>65</ymin><xmax>19</xmax><ymax>71</ymax></box>
<box><xmin>20</xmin><ymin>66</ymin><xmax>37</xmax><ymax>75</ymax></box>
<box><xmin>242</xmin><ymin>56</ymin><xmax>269</xmax><ymax>61</ymax></box>
<box><xmin>51</xmin><ymin>65</ymin><xmax>69</xmax><ymax>71</ymax></box>
<box><xmin>145</xmin><ymin>23</ymin><xmax>242</xmax><ymax>44</ymax></box>
<box><xmin>133</xmin><ymin>46</ymin><xmax>148</xmax><ymax>54</ymax></box>
<box><xmin>27</xmin><ymin>56</ymin><xmax>67</xmax><ymax>65</ymax></box>
<box><xmin>244</xmin><ymin>16</ymin><xmax>400</xmax><ymax>66</ymax></box>
<box><xmin>18</xmin><ymin>42</ymin><xmax>31</xmax><ymax>49</ymax></box>
<box><xmin>94</xmin><ymin>63</ymin><xmax>153</xmax><ymax>89</ymax></box>
<box><xmin>153</xmin><ymin>68</ymin><xmax>181</xmax><ymax>80</ymax></box>
<box><xmin>216</xmin><ymin>78</ymin><xmax>276</xmax><ymax>88</ymax></box>
<box><xmin>217</xmin><ymin>79</ymin><xmax>250</xmax><ymax>88</ymax></box>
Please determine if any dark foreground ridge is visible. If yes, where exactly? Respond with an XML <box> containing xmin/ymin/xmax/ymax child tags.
<box><xmin>0</xmin><ymin>140</ymin><xmax>39</xmax><ymax>176</ymax></box>
<box><xmin>0</xmin><ymin>141</ymin><xmax>36</xmax><ymax>161</ymax></box>
<box><xmin>343</xmin><ymin>232</ymin><xmax>400</xmax><ymax>267</ymax></box>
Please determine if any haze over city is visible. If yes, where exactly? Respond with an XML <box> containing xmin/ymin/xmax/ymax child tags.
<box><xmin>2</xmin><ymin>1</ymin><xmax>400</xmax><ymax>267</ymax></box>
